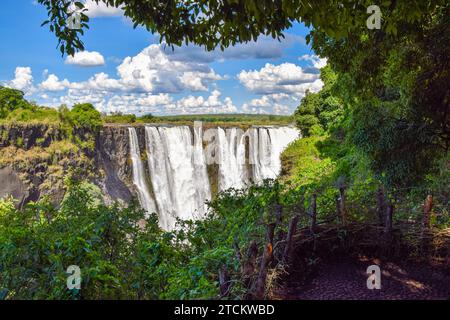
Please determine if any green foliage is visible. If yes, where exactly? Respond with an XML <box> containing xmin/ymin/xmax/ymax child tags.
<box><xmin>0</xmin><ymin>179</ymin><xmax>316</xmax><ymax>300</ymax></box>
<box><xmin>0</xmin><ymin>181</ymin><xmax>173</xmax><ymax>300</ymax></box>
<box><xmin>38</xmin><ymin>0</ymin><xmax>448</xmax><ymax>56</ymax></box>
<box><xmin>0</xmin><ymin>86</ymin><xmax>32</xmax><ymax>119</ymax></box>
<box><xmin>4</xmin><ymin>0</ymin><xmax>449</xmax><ymax>300</ymax></box>
<box><xmin>103</xmin><ymin>112</ymin><xmax>137</xmax><ymax>124</ymax></box>
<box><xmin>0</xmin><ymin>180</ymin><xmax>262</xmax><ymax>299</ymax></box>
<box><xmin>294</xmin><ymin>66</ymin><xmax>343</xmax><ymax>137</ymax></box>
<box><xmin>281</xmin><ymin>136</ymin><xmax>335</xmax><ymax>188</ymax></box>
<box><xmin>5</xmin><ymin>106</ymin><xmax>60</xmax><ymax>123</ymax></box>
<box><xmin>310</xmin><ymin>3</ymin><xmax>449</xmax><ymax>191</ymax></box>
<box><xmin>149</xmin><ymin>114</ymin><xmax>293</xmax><ymax>127</ymax></box>
<box><xmin>139</xmin><ymin>113</ymin><xmax>155</xmax><ymax>122</ymax></box>
<box><xmin>67</xmin><ymin>103</ymin><xmax>103</xmax><ymax>132</ymax></box>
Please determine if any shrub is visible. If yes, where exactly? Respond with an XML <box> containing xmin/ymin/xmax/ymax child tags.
<box><xmin>68</xmin><ymin>104</ymin><xmax>103</xmax><ymax>132</ymax></box>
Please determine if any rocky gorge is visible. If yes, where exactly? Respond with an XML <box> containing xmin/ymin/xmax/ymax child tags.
<box><xmin>0</xmin><ymin>122</ymin><xmax>299</xmax><ymax>229</ymax></box>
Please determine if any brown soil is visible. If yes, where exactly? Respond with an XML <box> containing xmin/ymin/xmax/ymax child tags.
<box><xmin>277</xmin><ymin>257</ymin><xmax>450</xmax><ymax>300</ymax></box>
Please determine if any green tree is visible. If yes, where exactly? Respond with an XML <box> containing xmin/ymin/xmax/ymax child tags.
<box><xmin>0</xmin><ymin>86</ymin><xmax>32</xmax><ymax>119</ymax></box>
<box><xmin>295</xmin><ymin>91</ymin><xmax>321</xmax><ymax>137</ymax></box>
<box><xmin>68</xmin><ymin>103</ymin><xmax>103</xmax><ymax>132</ymax></box>
<box><xmin>294</xmin><ymin>66</ymin><xmax>343</xmax><ymax>137</ymax></box>
<box><xmin>38</xmin><ymin>0</ymin><xmax>448</xmax><ymax>56</ymax></box>
<box><xmin>312</xmin><ymin>5</ymin><xmax>450</xmax><ymax>190</ymax></box>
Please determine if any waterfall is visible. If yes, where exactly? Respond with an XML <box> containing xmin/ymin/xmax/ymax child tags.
<box><xmin>128</xmin><ymin>127</ymin><xmax>157</xmax><ymax>216</ymax></box>
<box><xmin>252</xmin><ymin>126</ymin><xmax>300</xmax><ymax>183</ymax></box>
<box><xmin>129</xmin><ymin>124</ymin><xmax>299</xmax><ymax>230</ymax></box>
<box><xmin>193</xmin><ymin>123</ymin><xmax>212</xmax><ymax>214</ymax></box>
<box><xmin>217</xmin><ymin>127</ymin><xmax>248</xmax><ymax>191</ymax></box>
<box><xmin>266</xmin><ymin>126</ymin><xmax>300</xmax><ymax>178</ymax></box>
<box><xmin>145</xmin><ymin>126</ymin><xmax>211</xmax><ymax>230</ymax></box>
<box><xmin>144</xmin><ymin>126</ymin><xmax>175</xmax><ymax>230</ymax></box>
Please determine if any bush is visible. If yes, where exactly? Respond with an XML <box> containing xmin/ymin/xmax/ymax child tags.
<box><xmin>68</xmin><ymin>104</ymin><xmax>102</xmax><ymax>132</ymax></box>
<box><xmin>0</xmin><ymin>86</ymin><xmax>32</xmax><ymax>119</ymax></box>
<box><xmin>103</xmin><ymin>113</ymin><xmax>136</xmax><ymax>124</ymax></box>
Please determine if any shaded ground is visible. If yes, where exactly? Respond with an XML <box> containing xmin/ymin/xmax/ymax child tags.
<box><xmin>278</xmin><ymin>256</ymin><xmax>450</xmax><ymax>300</ymax></box>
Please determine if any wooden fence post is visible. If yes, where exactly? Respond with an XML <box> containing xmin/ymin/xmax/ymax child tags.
<box><xmin>253</xmin><ymin>223</ymin><xmax>275</xmax><ymax>299</ymax></box>
<box><xmin>282</xmin><ymin>214</ymin><xmax>300</xmax><ymax>265</ymax></box>
<box><xmin>421</xmin><ymin>195</ymin><xmax>433</xmax><ymax>252</ymax></box>
<box><xmin>377</xmin><ymin>186</ymin><xmax>385</xmax><ymax>226</ymax></box>
<box><xmin>336</xmin><ymin>195</ymin><xmax>341</xmax><ymax>223</ymax></box>
<box><xmin>242</xmin><ymin>241</ymin><xmax>258</xmax><ymax>290</ymax></box>
<box><xmin>219</xmin><ymin>266</ymin><xmax>231</xmax><ymax>298</ymax></box>
<box><xmin>339</xmin><ymin>187</ymin><xmax>346</xmax><ymax>224</ymax></box>
<box><xmin>274</xmin><ymin>204</ymin><xmax>284</xmax><ymax>243</ymax></box>
<box><xmin>384</xmin><ymin>204</ymin><xmax>393</xmax><ymax>234</ymax></box>
<box><xmin>310</xmin><ymin>193</ymin><xmax>317</xmax><ymax>232</ymax></box>
<box><xmin>266</xmin><ymin>222</ymin><xmax>276</xmax><ymax>245</ymax></box>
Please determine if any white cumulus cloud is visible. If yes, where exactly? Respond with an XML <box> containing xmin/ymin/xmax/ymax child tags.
<box><xmin>299</xmin><ymin>54</ymin><xmax>328</xmax><ymax>69</ymax></box>
<box><xmin>40</xmin><ymin>74</ymin><xmax>70</xmax><ymax>91</ymax></box>
<box><xmin>242</xmin><ymin>93</ymin><xmax>296</xmax><ymax>115</ymax></box>
<box><xmin>238</xmin><ymin>62</ymin><xmax>322</xmax><ymax>97</ymax></box>
<box><xmin>103</xmin><ymin>93</ymin><xmax>173</xmax><ymax>115</ymax></box>
<box><xmin>38</xmin><ymin>44</ymin><xmax>224</xmax><ymax>97</ymax></box>
<box><xmin>116</xmin><ymin>44</ymin><xmax>224</xmax><ymax>93</ymax></box>
<box><xmin>9</xmin><ymin>67</ymin><xmax>35</xmax><ymax>94</ymax></box>
<box><xmin>166</xmin><ymin>90</ymin><xmax>237</xmax><ymax>115</ymax></box>
<box><xmin>166</xmin><ymin>34</ymin><xmax>304</xmax><ymax>63</ymax></box>
<box><xmin>66</xmin><ymin>51</ymin><xmax>106</xmax><ymax>67</ymax></box>
<box><xmin>84</xmin><ymin>0</ymin><xmax>123</xmax><ymax>18</ymax></box>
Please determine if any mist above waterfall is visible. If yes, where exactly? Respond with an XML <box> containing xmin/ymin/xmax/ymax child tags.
<box><xmin>129</xmin><ymin>124</ymin><xmax>299</xmax><ymax>230</ymax></box>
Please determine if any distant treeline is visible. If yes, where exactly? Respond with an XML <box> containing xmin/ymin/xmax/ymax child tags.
<box><xmin>104</xmin><ymin>113</ymin><xmax>294</xmax><ymax>125</ymax></box>
<box><xmin>0</xmin><ymin>87</ymin><xmax>293</xmax><ymax>127</ymax></box>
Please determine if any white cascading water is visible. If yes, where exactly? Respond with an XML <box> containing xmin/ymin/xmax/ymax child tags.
<box><xmin>192</xmin><ymin>124</ymin><xmax>212</xmax><ymax>214</ymax></box>
<box><xmin>129</xmin><ymin>124</ymin><xmax>299</xmax><ymax>230</ymax></box>
<box><xmin>144</xmin><ymin>126</ymin><xmax>175</xmax><ymax>230</ymax></box>
<box><xmin>252</xmin><ymin>127</ymin><xmax>272</xmax><ymax>183</ymax></box>
<box><xmin>145</xmin><ymin>126</ymin><xmax>211</xmax><ymax>230</ymax></box>
<box><xmin>217</xmin><ymin>127</ymin><xmax>248</xmax><ymax>191</ymax></box>
<box><xmin>266</xmin><ymin>126</ymin><xmax>300</xmax><ymax>178</ymax></box>
<box><xmin>251</xmin><ymin>126</ymin><xmax>300</xmax><ymax>183</ymax></box>
<box><xmin>128</xmin><ymin>127</ymin><xmax>157</xmax><ymax>216</ymax></box>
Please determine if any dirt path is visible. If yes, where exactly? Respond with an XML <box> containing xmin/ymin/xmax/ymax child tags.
<box><xmin>279</xmin><ymin>257</ymin><xmax>450</xmax><ymax>300</ymax></box>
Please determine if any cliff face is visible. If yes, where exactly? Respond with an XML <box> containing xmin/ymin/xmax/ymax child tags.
<box><xmin>95</xmin><ymin>125</ymin><xmax>134</xmax><ymax>205</ymax></box>
<box><xmin>0</xmin><ymin>123</ymin><xmax>135</xmax><ymax>207</ymax></box>
<box><xmin>0</xmin><ymin>123</ymin><xmax>66</xmax><ymax>149</ymax></box>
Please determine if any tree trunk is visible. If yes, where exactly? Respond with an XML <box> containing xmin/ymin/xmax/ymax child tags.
<box><xmin>274</xmin><ymin>204</ymin><xmax>284</xmax><ymax>243</ymax></box>
<box><xmin>253</xmin><ymin>223</ymin><xmax>276</xmax><ymax>299</ymax></box>
<box><xmin>377</xmin><ymin>186</ymin><xmax>385</xmax><ymax>226</ymax></box>
<box><xmin>336</xmin><ymin>195</ymin><xmax>341</xmax><ymax>223</ymax></box>
<box><xmin>283</xmin><ymin>214</ymin><xmax>300</xmax><ymax>265</ymax></box>
<box><xmin>339</xmin><ymin>187</ymin><xmax>346</xmax><ymax>224</ymax></box>
<box><xmin>310</xmin><ymin>193</ymin><xmax>317</xmax><ymax>232</ymax></box>
<box><xmin>421</xmin><ymin>195</ymin><xmax>433</xmax><ymax>253</ymax></box>
<box><xmin>253</xmin><ymin>242</ymin><xmax>273</xmax><ymax>299</ymax></box>
<box><xmin>384</xmin><ymin>204</ymin><xmax>393</xmax><ymax>234</ymax></box>
<box><xmin>242</xmin><ymin>241</ymin><xmax>258</xmax><ymax>290</ymax></box>
<box><xmin>219</xmin><ymin>266</ymin><xmax>231</xmax><ymax>297</ymax></box>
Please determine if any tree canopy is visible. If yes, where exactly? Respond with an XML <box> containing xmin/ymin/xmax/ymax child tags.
<box><xmin>38</xmin><ymin>0</ymin><xmax>448</xmax><ymax>56</ymax></box>
<box><xmin>295</xmin><ymin>66</ymin><xmax>343</xmax><ymax>137</ymax></box>
<box><xmin>68</xmin><ymin>103</ymin><xmax>103</xmax><ymax>131</ymax></box>
<box><xmin>0</xmin><ymin>86</ymin><xmax>32</xmax><ymax>119</ymax></box>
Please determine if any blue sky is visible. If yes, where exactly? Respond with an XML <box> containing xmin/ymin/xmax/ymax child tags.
<box><xmin>0</xmin><ymin>0</ymin><xmax>326</xmax><ymax>115</ymax></box>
